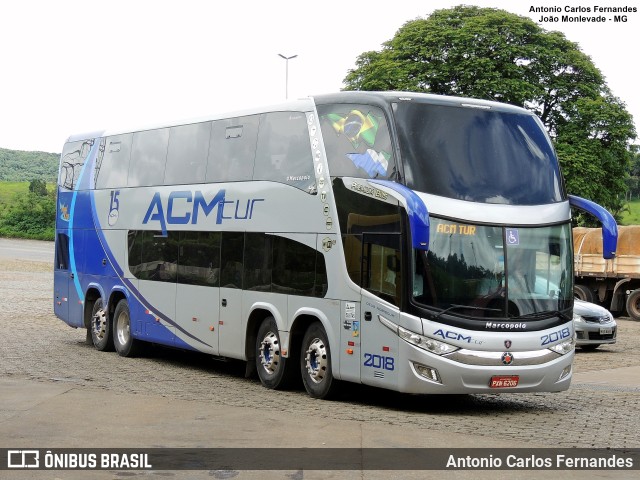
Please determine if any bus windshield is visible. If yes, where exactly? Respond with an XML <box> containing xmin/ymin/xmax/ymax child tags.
<box><xmin>412</xmin><ymin>218</ymin><xmax>573</xmax><ymax>319</ymax></box>
<box><xmin>393</xmin><ymin>101</ymin><xmax>564</xmax><ymax>205</ymax></box>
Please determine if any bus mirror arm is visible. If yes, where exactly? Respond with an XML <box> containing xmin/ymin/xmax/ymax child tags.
<box><xmin>369</xmin><ymin>180</ymin><xmax>430</xmax><ymax>251</ymax></box>
<box><xmin>568</xmin><ymin>195</ymin><xmax>618</xmax><ymax>259</ymax></box>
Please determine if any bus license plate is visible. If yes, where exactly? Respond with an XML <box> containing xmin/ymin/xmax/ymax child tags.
<box><xmin>600</xmin><ymin>327</ymin><xmax>613</xmax><ymax>335</ymax></box>
<box><xmin>490</xmin><ymin>375</ymin><xmax>519</xmax><ymax>388</ymax></box>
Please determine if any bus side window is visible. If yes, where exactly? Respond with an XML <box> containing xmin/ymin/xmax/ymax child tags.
<box><xmin>55</xmin><ymin>233</ymin><xmax>70</xmax><ymax>270</ymax></box>
<box><xmin>220</xmin><ymin>232</ymin><xmax>244</xmax><ymax>288</ymax></box>
<box><xmin>178</xmin><ymin>231</ymin><xmax>221</xmax><ymax>287</ymax></box>
<box><xmin>96</xmin><ymin>134</ymin><xmax>132</xmax><ymax>189</ymax></box>
<box><xmin>244</xmin><ymin>233</ymin><xmax>273</xmax><ymax>292</ymax></box>
<box><xmin>135</xmin><ymin>231</ymin><xmax>178</xmax><ymax>283</ymax></box>
<box><xmin>254</xmin><ymin>112</ymin><xmax>314</xmax><ymax>192</ymax></box>
<box><xmin>58</xmin><ymin>140</ymin><xmax>94</xmax><ymax>191</ymax></box>
<box><xmin>362</xmin><ymin>233</ymin><xmax>403</xmax><ymax>307</ymax></box>
<box><xmin>129</xmin><ymin>129</ymin><xmax>169</xmax><ymax>187</ymax></box>
<box><xmin>272</xmin><ymin>235</ymin><xmax>321</xmax><ymax>296</ymax></box>
<box><xmin>317</xmin><ymin>104</ymin><xmax>395</xmax><ymax>180</ymax></box>
<box><xmin>207</xmin><ymin>116</ymin><xmax>258</xmax><ymax>183</ymax></box>
<box><xmin>165</xmin><ymin>123</ymin><xmax>211</xmax><ymax>185</ymax></box>
<box><xmin>343</xmin><ymin>233</ymin><xmax>363</xmax><ymax>286</ymax></box>
<box><xmin>332</xmin><ymin>178</ymin><xmax>402</xmax><ymax>293</ymax></box>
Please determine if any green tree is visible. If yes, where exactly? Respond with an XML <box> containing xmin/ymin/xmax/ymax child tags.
<box><xmin>556</xmin><ymin>93</ymin><xmax>636</xmax><ymax>218</ymax></box>
<box><xmin>343</xmin><ymin>5</ymin><xmax>636</xmax><ymax>220</ymax></box>
<box><xmin>625</xmin><ymin>146</ymin><xmax>640</xmax><ymax>201</ymax></box>
<box><xmin>632</xmin><ymin>148</ymin><xmax>640</xmax><ymax>178</ymax></box>
<box><xmin>0</xmin><ymin>191</ymin><xmax>56</xmax><ymax>240</ymax></box>
<box><xmin>28</xmin><ymin>179</ymin><xmax>48</xmax><ymax>196</ymax></box>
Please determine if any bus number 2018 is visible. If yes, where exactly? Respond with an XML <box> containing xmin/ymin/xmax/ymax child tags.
<box><xmin>364</xmin><ymin>353</ymin><xmax>395</xmax><ymax>371</ymax></box>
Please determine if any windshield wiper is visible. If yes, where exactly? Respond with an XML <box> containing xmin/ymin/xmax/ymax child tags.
<box><xmin>434</xmin><ymin>304</ymin><xmax>502</xmax><ymax>319</ymax></box>
<box><xmin>512</xmin><ymin>310</ymin><xmax>572</xmax><ymax>322</ymax></box>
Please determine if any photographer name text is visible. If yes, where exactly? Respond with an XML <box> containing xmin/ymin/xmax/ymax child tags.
<box><xmin>530</xmin><ymin>5</ymin><xmax>637</xmax><ymax>23</ymax></box>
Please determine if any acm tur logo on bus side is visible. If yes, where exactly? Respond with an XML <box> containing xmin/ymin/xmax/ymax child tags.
<box><xmin>107</xmin><ymin>189</ymin><xmax>264</xmax><ymax>233</ymax></box>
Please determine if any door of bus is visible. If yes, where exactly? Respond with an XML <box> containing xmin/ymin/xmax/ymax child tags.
<box><xmin>53</xmin><ymin>231</ymin><xmax>70</xmax><ymax>321</ymax></box>
<box><xmin>218</xmin><ymin>232</ymin><xmax>244</xmax><ymax>357</ymax></box>
<box><xmin>359</xmin><ymin>232</ymin><xmax>401</xmax><ymax>388</ymax></box>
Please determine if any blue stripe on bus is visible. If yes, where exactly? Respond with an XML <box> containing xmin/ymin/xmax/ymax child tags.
<box><xmin>88</xmin><ymin>188</ymin><xmax>214</xmax><ymax>350</ymax></box>
<box><xmin>369</xmin><ymin>180</ymin><xmax>430</xmax><ymax>250</ymax></box>
<box><xmin>68</xmin><ymin>141</ymin><xmax>100</xmax><ymax>302</ymax></box>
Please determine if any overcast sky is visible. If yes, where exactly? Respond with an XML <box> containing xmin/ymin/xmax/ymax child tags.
<box><xmin>0</xmin><ymin>0</ymin><xmax>637</xmax><ymax>153</ymax></box>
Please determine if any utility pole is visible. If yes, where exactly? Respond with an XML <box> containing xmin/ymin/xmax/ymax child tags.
<box><xmin>278</xmin><ymin>53</ymin><xmax>297</xmax><ymax>99</ymax></box>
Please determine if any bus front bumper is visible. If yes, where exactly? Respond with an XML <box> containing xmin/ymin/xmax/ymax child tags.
<box><xmin>395</xmin><ymin>341</ymin><xmax>574</xmax><ymax>394</ymax></box>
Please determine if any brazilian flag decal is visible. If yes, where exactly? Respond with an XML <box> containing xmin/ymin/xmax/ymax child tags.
<box><xmin>326</xmin><ymin>110</ymin><xmax>380</xmax><ymax>149</ymax></box>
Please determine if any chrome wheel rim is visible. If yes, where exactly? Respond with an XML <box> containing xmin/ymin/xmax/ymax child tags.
<box><xmin>92</xmin><ymin>308</ymin><xmax>107</xmax><ymax>340</ymax></box>
<box><xmin>305</xmin><ymin>338</ymin><xmax>328</xmax><ymax>384</ymax></box>
<box><xmin>116</xmin><ymin>309</ymin><xmax>130</xmax><ymax>347</ymax></box>
<box><xmin>259</xmin><ymin>332</ymin><xmax>280</xmax><ymax>375</ymax></box>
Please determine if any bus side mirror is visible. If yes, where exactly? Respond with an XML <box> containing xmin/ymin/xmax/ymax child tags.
<box><xmin>568</xmin><ymin>195</ymin><xmax>618</xmax><ymax>259</ymax></box>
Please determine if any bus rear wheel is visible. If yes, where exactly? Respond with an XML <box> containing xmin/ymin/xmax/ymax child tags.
<box><xmin>90</xmin><ymin>298</ymin><xmax>113</xmax><ymax>351</ymax></box>
<box><xmin>256</xmin><ymin>316</ymin><xmax>295</xmax><ymax>389</ymax></box>
<box><xmin>300</xmin><ymin>322</ymin><xmax>337</xmax><ymax>399</ymax></box>
<box><xmin>113</xmin><ymin>299</ymin><xmax>140</xmax><ymax>357</ymax></box>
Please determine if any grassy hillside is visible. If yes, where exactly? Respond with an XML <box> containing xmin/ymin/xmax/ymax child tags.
<box><xmin>621</xmin><ymin>199</ymin><xmax>640</xmax><ymax>225</ymax></box>
<box><xmin>0</xmin><ymin>147</ymin><xmax>59</xmax><ymax>182</ymax></box>
<box><xmin>0</xmin><ymin>181</ymin><xmax>55</xmax><ymax>240</ymax></box>
<box><xmin>0</xmin><ymin>181</ymin><xmax>29</xmax><ymax>206</ymax></box>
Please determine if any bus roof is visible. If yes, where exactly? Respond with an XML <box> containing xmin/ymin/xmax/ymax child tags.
<box><xmin>64</xmin><ymin>97</ymin><xmax>316</xmax><ymax>144</ymax></box>
<box><xmin>312</xmin><ymin>91</ymin><xmax>531</xmax><ymax>115</ymax></box>
<box><xmin>64</xmin><ymin>91</ymin><xmax>531</xmax><ymax>144</ymax></box>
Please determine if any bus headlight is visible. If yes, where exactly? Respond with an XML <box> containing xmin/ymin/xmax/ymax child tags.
<box><xmin>397</xmin><ymin>326</ymin><xmax>459</xmax><ymax>355</ymax></box>
<box><xmin>548</xmin><ymin>338</ymin><xmax>575</xmax><ymax>355</ymax></box>
<box><xmin>378</xmin><ymin>314</ymin><xmax>459</xmax><ymax>355</ymax></box>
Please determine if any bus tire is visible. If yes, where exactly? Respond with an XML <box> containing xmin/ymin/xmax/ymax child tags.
<box><xmin>626</xmin><ymin>289</ymin><xmax>640</xmax><ymax>321</ymax></box>
<box><xmin>113</xmin><ymin>299</ymin><xmax>140</xmax><ymax>357</ymax></box>
<box><xmin>300</xmin><ymin>322</ymin><xmax>337</xmax><ymax>399</ymax></box>
<box><xmin>256</xmin><ymin>316</ymin><xmax>294</xmax><ymax>389</ymax></box>
<box><xmin>90</xmin><ymin>298</ymin><xmax>113</xmax><ymax>351</ymax></box>
<box><xmin>574</xmin><ymin>284</ymin><xmax>594</xmax><ymax>303</ymax></box>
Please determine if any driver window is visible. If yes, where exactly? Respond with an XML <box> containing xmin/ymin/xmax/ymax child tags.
<box><xmin>362</xmin><ymin>231</ymin><xmax>402</xmax><ymax>307</ymax></box>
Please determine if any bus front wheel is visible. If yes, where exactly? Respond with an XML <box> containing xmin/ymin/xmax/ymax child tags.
<box><xmin>300</xmin><ymin>322</ymin><xmax>337</xmax><ymax>399</ymax></box>
<box><xmin>90</xmin><ymin>298</ymin><xmax>113</xmax><ymax>351</ymax></box>
<box><xmin>256</xmin><ymin>316</ymin><xmax>295</xmax><ymax>389</ymax></box>
<box><xmin>113</xmin><ymin>299</ymin><xmax>140</xmax><ymax>357</ymax></box>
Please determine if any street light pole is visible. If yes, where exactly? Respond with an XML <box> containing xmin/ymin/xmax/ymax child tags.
<box><xmin>278</xmin><ymin>53</ymin><xmax>297</xmax><ymax>100</ymax></box>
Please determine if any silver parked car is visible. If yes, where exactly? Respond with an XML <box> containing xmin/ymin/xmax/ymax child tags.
<box><xmin>573</xmin><ymin>299</ymin><xmax>617</xmax><ymax>351</ymax></box>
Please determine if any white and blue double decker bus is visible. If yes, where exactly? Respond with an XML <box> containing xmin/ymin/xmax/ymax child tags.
<box><xmin>54</xmin><ymin>91</ymin><xmax>617</xmax><ymax>398</ymax></box>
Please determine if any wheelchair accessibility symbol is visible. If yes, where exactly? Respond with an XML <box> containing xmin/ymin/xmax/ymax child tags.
<box><xmin>506</xmin><ymin>228</ymin><xmax>519</xmax><ymax>245</ymax></box>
